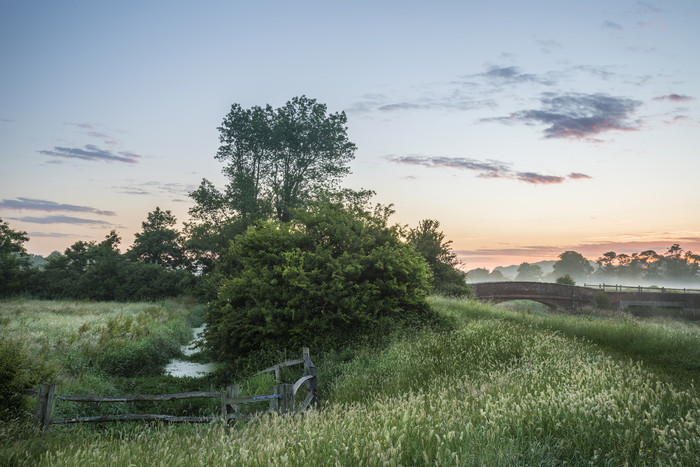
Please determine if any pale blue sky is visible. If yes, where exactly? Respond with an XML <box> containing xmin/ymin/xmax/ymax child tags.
<box><xmin>1</xmin><ymin>0</ymin><xmax>699</xmax><ymax>269</ymax></box>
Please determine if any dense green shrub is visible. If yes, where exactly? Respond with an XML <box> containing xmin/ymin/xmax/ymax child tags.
<box><xmin>556</xmin><ymin>274</ymin><xmax>576</xmax><ymax>285</ymax></box>
<box><xmin>205</xmin><ymin>197</ymin><xmax>435</xmax><ymax>363</ymax></box>
<box><xmin>0</xmin><ymin>335</ymin><xmax>53</xmax><ymax>418</ymax></box>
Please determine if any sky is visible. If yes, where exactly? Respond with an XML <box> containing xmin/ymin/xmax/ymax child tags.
<box><xmin>1</xmin><ymin>0</ymin><xmax>699</xmax><ymax>271</ymax></box>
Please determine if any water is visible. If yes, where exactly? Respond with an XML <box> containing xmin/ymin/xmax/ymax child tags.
<box><xmin>164</xmin><ymin>325</ymin><xmax>220</xmax><ymax>377</ymax></box>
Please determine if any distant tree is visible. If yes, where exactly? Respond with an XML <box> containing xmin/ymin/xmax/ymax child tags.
<box><xmin>551</xmin><ymin>251</ymin><xmax>593</xmax><ymax>283</ymax></box>
<box><xmin>488</xmin><ymin>269</ymin><xmax>508</xmax><ymax>281</ymax></box>
<box><xmin>515</xmin><ymin>262</ymin><xmax>543</xmax><ymax>282</ymax></box>
<box><xmin>406</xmin><ymin>219</ymin><xmax>469</xmax><ymax>297</ymax></box>
<box><xmin>556</xmin><ymin>274</ymin><xmax>576</xmax><ymax>286</ymax></box>
<box><xmin>466</xmin><ymin>268</ymin><xmax>491</xmax><ymax>282</ymax></box>
<box><xmin>128</xmin><ymin>207</ymin><xmax>186</xmax><ymax>269</ymax></box>
<box><xmin>662</xmin><ymin>244</ymin><xmax>698</xmax><ymax>283</ymax></box>
<box><xmin>39</xmin><ymin>231</ymin><xmax>197</xmax><ymax>301</ymax></box>
<box><xmin>0</xmin><ymin>218</ymin><xmax>32</xmax><ymax>296</ymax></box>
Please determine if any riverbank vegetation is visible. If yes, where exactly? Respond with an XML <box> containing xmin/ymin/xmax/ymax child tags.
<box><xmin>2</xmin><ymin>297</ymin><xmax>699</xmax><ymax>465</ymax></box>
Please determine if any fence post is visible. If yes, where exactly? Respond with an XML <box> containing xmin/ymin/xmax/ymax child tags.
<box><xmin>302</xmin><ymin>347</ymin><xmax>318</xmax><ymax>408</ymax></box>
<box><xmin>269</xmin><ymin>385</ymin><xmax>279</xmax><ymax>413</ymax></box>
<box><xmin>278</xmin><ymin>384</ymin><xmax>294</xmax><ymax>415</ymax></box>
<box><xmin>221</xmin><ymin>384</ymin><xmax>239</xmax><ymax>422</ymax></box>
<box><xmin>33</xmin><ymin>383</ymin><xmax>56</xmax><ymax>431</ymax></box>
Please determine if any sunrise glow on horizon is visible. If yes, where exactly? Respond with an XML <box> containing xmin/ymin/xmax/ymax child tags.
<box><xmin>1</xmin><ymin>1</ymin><xmax>699</xmax><ymax>272</ymax></box>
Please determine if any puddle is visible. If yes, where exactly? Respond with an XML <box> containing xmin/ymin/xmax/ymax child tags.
<box><xmin>164</xmin><ymin>360</ymin><xmax>220</xmax><ymax>378</ymax></box>
<box><xmin>164</xmin><ymin>325</ymin><xmax>220</xmax><ymax>377</ymax></box>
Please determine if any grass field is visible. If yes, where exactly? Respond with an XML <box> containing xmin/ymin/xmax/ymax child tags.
<box><xmin>1</xmin><ymin>297</ymin><xmax>699</xmax><ymax>466</ymax></box>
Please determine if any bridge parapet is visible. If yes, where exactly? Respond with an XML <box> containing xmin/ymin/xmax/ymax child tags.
<box><xmin>472</xmin><ymin>282</ymin><xmax>700</xmax><ymax>313</ymax></box>
<box><xmin>472</xmin><ymin>281</ymin><xmax>596</xmax><ymax>310</ymax></box>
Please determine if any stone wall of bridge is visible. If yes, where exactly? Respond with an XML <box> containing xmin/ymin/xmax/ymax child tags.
<box><xmin>471</xmin><ymin>281</ymin><xmax>700</xmax><ymax>313</ymax></box>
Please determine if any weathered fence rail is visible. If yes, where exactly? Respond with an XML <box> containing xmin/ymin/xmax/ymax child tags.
<box><xmin>27</xmin><ymin>347</ymin><xmax>317</xmax><ymax>431</ymax></box>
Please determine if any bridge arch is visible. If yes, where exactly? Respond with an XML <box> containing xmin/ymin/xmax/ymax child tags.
<box><xmin>471</xmin><ymin>281</ymin><xmax>597</xmax><ymax>310</ymax></box>
<box><xmin>490</xmin><ymin>297</ymin><xmax>558</xmax><ymax>310</ymax></box>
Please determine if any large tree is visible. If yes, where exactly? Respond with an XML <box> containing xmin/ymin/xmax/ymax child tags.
<box><xmin>186</xmin><ymin>96</ymin><xmax>356</xmax><ymax>268</ymax></box>
<box><xmin>215</xmin><ymin>95</ymin><xmax>356</xmax><ymax>222</ymax></box>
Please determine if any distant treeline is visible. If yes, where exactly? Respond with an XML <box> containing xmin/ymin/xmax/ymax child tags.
<box><xmin>467</xmin><ymin>246</ymin><xmax>700</xmax><ymax>287</ymax></box>
<box><xmin>1</xmin><ymin>213</ymin><xmax>200</xmax><ymax>301</ymax></box>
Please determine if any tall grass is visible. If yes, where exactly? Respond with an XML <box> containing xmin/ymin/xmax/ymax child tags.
<box><xmin>430</xmin><ymin>296</ymin><xmax>700</xmax><ymax>373</ymax></box>
<box><xmin>2</xmin><ymin>297</ymin><xmax>699</xmax><ymax>466</ymax></box>
<box><xmin>0</xmin><ymin>299</ymin><xmax>207</xmax><ymax>419</ymax></box>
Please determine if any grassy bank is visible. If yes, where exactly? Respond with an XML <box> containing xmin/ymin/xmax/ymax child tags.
<box><xmin>2</xmin><ymin>298</ymin><xmax>699</xmax><ymax>465</ymax></box>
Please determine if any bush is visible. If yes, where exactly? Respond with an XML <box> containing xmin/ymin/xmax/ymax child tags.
<box><xmin>594</xmin><ymin>291</ymin><xmax>610</xmax><ymax>309</ymax></box>
<box><xmin>556</xmin><ymin>274</ymin><xmax>576</xmax><ymax>286</ymax></box>
<box><xmin>205</xmin><ymin>197</ymin><xmax>435</xmax><ymax>363</ymax></box>
<box><xmin>0</xmin><ymin>335</ymin><xmax>53</xmax><ymax>418</ymax></box>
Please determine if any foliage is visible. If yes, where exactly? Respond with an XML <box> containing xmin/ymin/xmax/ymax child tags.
<box><xmin>406</xmin><ymin>219</ymin><xmax>470</xmax><ymax>297</ymax></box>
<box><xmin>594</xmin><ymin>244</ymin><xmax>699</xmax><ymax>286</ymax></box>
<box><xmin>33</xmin><ymin>228</ymin><xmax>198</xmax><ymax>301</ymax></box>
<box><xmin>555</xmin><ymin>274</ymin><xmax>576</xmax><ymax>285</ymax></box>
<box><xmin>216</xmin><ymin>95</ymin><xmax>356</xmax><ymax>223</ymax></box>
<box><xmin>205</xmin><ymin>193</ymin><xmax>434</xmax><ymax>363</ymax></box>
<box><xmin>184</xmin><ymin>179</ymin><xmax>248</xmax><ymax>273</ymax></box>
<box><xmin>127</xmin><ymin>207</ymin><xmax>187</xmax><ymax>269</ymax></box>
<box><xmin>551</xmin><ymin>251</ymin><xmax>593</xmax><ymax>283</ymax></box>
<box><xmin>515</xmin><ymin>262</ymin><xmax>543</xmax><ymax>281</ymax></box>
<box><xmin>0</xmin><ymin>218</ymin><xmax>32</xmax><ymax>297</ymax></box>
<box><xmin>466</xmin><ymin>267</ymin><xmax>508</xmax><ymax>282</ymax></box>
<box><xmin>185</xmin><ymin>96</ymin><xmax>357</xmax><ymax>270</ymax></box>
<box><xmin>594</xmin><ymin>291</ymin><xmax>610</xmax><ymax>309</ymax></box>
<box><xmin>0</xmin><ymin>334</ymin><xmax>54</xmax><ymax>418</ymax></box>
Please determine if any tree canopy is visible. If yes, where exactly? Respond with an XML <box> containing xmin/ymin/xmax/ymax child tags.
<box><xmin>552</xmin><ymin>251</ymin><xmax>594</xmax><ymax>283</ymax></box>
<box><xmin>128</xmin><ymin>207</ymin><xmax>186</xmax><ymax>269</ymax></box>
<box><xmin>515</xmin><ymin>262</ymin><xmax>543</xmax><ymax>282</ymax></box>
<box><xmin>406</xmin><ymin>219</ymin><xmax>470</xmax><ymax>296</ymax></box>
<box><xmin>186</xmin><ymin>96</ymin><xmax>357</xmax><ymax>269</ymax></box>
<box><xmin>0</xmin><ymin>218</ymin><xmax>31</xmax><ymax>297</ymax></box>
<box><xmin>204</xmin><ymin>193</ymin><xmax>435</xmax><ymax>361</ymax></box>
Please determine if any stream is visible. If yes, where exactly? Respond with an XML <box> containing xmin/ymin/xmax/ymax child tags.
<box><xmin>164</xmin><ymin>325</ymin><xmax>220</xmax><ymax>378</ymax></box>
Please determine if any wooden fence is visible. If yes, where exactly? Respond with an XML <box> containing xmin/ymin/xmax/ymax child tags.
<box><xmin>584</xmin><ymin>283</ymin><xmax>700</xmax><ymax>294</ymax></box>
<box><xmin>28</xmin><ymin>348</ymin><xmax>317</xmax><ymax>431</ymax></box>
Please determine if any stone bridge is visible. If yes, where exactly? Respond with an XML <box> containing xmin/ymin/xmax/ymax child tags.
<box><xmin>471</xmin><ymin>281</ymin><xmax>700</xmax><ymax>315</ymax></box>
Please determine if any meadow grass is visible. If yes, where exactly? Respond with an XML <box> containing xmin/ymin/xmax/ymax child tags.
<box><xmin>2</xmin><ymin>297</ymin><xmax>699</xmax><ymax>466</ymax></box>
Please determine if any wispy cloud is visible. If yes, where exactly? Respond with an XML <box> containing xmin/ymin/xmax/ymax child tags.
<box><xmin>486</xmin><ymin>92</ymin><xmax>642</xmax><ymax>140</ymax></box>
<box><xmin>0</xmin><ymin>197</ymin><xmax>115</xmax><ymax>216</ymax></box>
<box><xmin>567</xmin><ymin>172</ymin><xmax>593</xmax><ymax>180</ymax></box>
<box><xmin>535</xmin><ymin>38</ymin><xmax>562</xmax><ymax>54</ymax></box>
<box><xmin>112</xmin><ymin>181</ymin><xmax>198</xmax><ymax>199</ymax></box>
<box><xmin>39</xmin><ymin>144</ymin><xmax>142</xmax><ymax>164</ymax></box>
<box><xmin>348</xmin><ymin>64</ymin><xmax>558</xmax><ymax>114</ymax></box>
<box><xmin>602</xmin><ymin>20</ymin><xmax>623</xmax><ymax>31</ymax></box>
<box><xmin>9</xmin><ymin>215</ymin><xmax>113</xmax><ymax>225</ymax></box>
<box><xmin>27</xmin><ymin>231</ymin><xmax>76</xmax><ymax>238</ymax></box>
<box><xmin>387</xmin><ymin>155</ymin><xmax>591</xmax><ymax>185</ymax></box>
<box><xmin>653</xmin><ymin>94</ymin><xmax>696</xmax><ymax>102</ymax></box>
<box><xmin>471</xmin><ymin>65</ymin><xmax>557</xmax><ymax>86</ymax></box>
<box><xmin>636</xmin><ymin>1</ymin><xmax>661</xmax><ymax>14</ymax></box>
<box><xmin>65</xmin><ymin>122</ymin><xmax>122</xmax><ymax>146</ymax></box>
